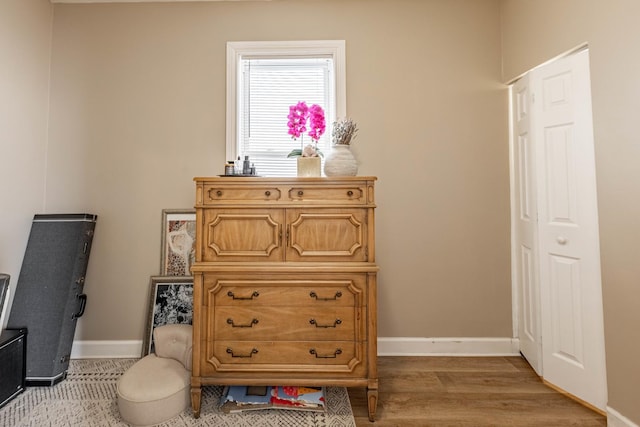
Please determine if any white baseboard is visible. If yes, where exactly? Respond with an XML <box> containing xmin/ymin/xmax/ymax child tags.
<box><xmin>71</xmin><ymin>337</ymin><xmax>521</xmax><ymax>359</ymax></box>
<box><xmin>377</xmin><ymin>337</ymin><xmax>520</xmax><ymax>356</ymax></box>
<box><xmin>608</xmin><ymin>406</ymin><xmax>639</xmax><ymax>427</ymax></box>
<box><xmin>71</xmin><ymin>340</ymin><xmax>142</xmax><ymax>359</ymax></box>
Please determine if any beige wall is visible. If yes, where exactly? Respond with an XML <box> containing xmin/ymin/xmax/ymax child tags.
<box><xmin>3</xmin><ymin>0</ymin><xmax>636</xmax><ymax>423</ymax></box>
<box><xmin>501</xmin><ymin>0</ymin><xmax>640</xmax><ymax>423</ymax></box>
<box><xmin>44</xmin><ymin>0</ymin><xmax>510</xmax><ymax>342</ymax></box>
<box><xmin>0</xmin><ymin>0</ymin><xmax>52</xmax><ymax>315</ymax></box>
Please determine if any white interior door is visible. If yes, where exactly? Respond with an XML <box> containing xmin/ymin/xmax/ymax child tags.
<box><xmin>511</xmin><ymin>73</ymin><xmax>542</xmax><ymax>375</ymax></box>
<box><xmin>532</xmin><ymin>49</ymin><xmax>607</xmax><ymax>411</ymax></box>
<box><xmin>511</xmin><ymin>49</ymin><xmax>607</xmax><ymax>410</ymax></box>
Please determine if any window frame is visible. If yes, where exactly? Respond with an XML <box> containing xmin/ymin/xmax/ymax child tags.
<box><xmin>226</xmin><ymin>40</ymin><xmax>346</xmax><ymax>164</ymax></box>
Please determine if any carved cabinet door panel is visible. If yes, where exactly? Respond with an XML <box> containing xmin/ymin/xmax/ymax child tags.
<box><xmin>285</xmin><ymin>208</ymin><xmax>368</xmax><ymax>262</ymax></box>
<box><xmin>201</xmin><ymin>209</ymin><xmax>284</xmax><ymax>262</ymax></box>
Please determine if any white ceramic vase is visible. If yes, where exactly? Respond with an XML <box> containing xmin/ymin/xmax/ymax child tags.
<box><xmin>323</xmin><ymin>145</ymin><xmax>358</xmax><ymax>176</ymax></box>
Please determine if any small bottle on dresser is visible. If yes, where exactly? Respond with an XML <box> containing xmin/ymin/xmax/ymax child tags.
<box><xmin>243</xmin><ymin>155</ymin><xmax>251</xmax><ymax>175</ymax></box>
<box><xmin>225</xmin><ymin>161</ymin><xmax>235</xmax><ymax>175</ymax></box>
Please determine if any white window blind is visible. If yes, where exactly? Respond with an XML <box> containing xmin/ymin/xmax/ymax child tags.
<box><xmin>237</xmin><ymin>57</ymin><xmax>335</xmax><ymax>177</ymax></box>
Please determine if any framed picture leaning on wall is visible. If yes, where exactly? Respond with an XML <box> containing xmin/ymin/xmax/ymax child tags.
<box><xmin>142</xmin><ymin>276</ymin><xmax>193</xmax><ymax>357</ymax></box>
<box><xmin>160</xmin><ymin>209</ymin><xmax>196</xmax><ymax>276</ymax></box>
<box><xmin>0</xmin><ymin>274</ymin><xmax>9</xmax><ymax>329</ymax></box>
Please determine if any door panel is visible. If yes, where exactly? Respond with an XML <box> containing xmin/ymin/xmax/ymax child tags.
<box><xmin>202</xmin><ymin>209</ymin><xmax>284</xmax><ymax>262</ymax></box>
<box><xmin>549</xmin><ymin>254</ymin><xmax>584</xmax><ymax>366</ymax></box>
<box><xmin>512</xmin><ymin>74</ymin><xmax>542</xmax><ymax>374</ymax></box>
<box><xmin>520</xmin><ymin>247</ymin><xmax>538</xmax><ymax>350</ymax></box>
<box><xmin>285</xmin><ymin>209</ymin><xmax>368</xmax><ymax>262</ymax></box>
<box><xmin>545</xmin><ymin>125</ymin><xmax>577</xmax><ymax>223</ymax></box>
<box><xmin>533</xmin><ymin>49</ymin><xmax>607</xmax><ymax>410</ymax></box>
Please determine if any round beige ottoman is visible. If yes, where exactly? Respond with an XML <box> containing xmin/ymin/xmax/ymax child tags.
<box><xmin>116</xmin><ymin>354</ymin><xmax>190</xmax><ymax>426</ymax></box>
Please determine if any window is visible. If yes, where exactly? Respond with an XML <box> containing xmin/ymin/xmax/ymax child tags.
<box><xmin>227</xmin><ymin>41</ymin><xmax>346</xmax><ymax>177</ymax></box>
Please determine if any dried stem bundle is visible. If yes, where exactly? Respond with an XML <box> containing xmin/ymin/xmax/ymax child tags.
<box><xmin>331</xmin><ymin>118</ymin><xmax>358</xmax><ymax>145</ymax></box>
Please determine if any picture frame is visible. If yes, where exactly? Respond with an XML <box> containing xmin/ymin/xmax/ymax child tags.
<box><xmin>0</xmin><ymin>274</ymin><xmax>10</xmax><ymax>330</ymax></box>
<box><xmin>160</xmin><ymin>209</ymin><xmax>196</xmax><ymax>276</ymax></box>
<box><xmin>142</xmin><ymin>276</ymin><xmax>193</xmax><ymax>357</ymax></box>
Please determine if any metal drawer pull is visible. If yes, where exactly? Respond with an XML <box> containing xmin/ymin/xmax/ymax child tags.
<box><xmin>208</xmin><ymin>188</ymin><xmax>223</xmax><ymax>199</ymax></box>
<box><xmin>226</xmin><ymin>347</ymin><xmax>258</xmax><ymax>358</ymax></box>
<box><xmin>310</xmin><ymin>318</ymin><xmax>342</xmax><ymax>328</ymax></box>
<box><xmin>265</xmin><ymin>190</ymin><xmax>271</xmax><ymax>197</ymax></box>
<box><xmin>227</xmin><ymin>291</ymin><xmax>260</xmax><ymax>300</ymax></box>
<box><xmin>347</xmin><ymin>190</ymin><xmax>353</xmax><ymax>196</ymax></box>
<box><xmin>227</xmin><ymin>318</ymin><xmax>259</xmax><ymax>328</ymax></box>
<box><xmin>310</xmin><ymin>348</ymin><xmax>342</xmax><ymax>359</ymax></box>
<box><xmin>298</xmin><ymin>190</ymin><xmax>304</xmax><ymax>196</ymax></box>
<box><xmin>310</xmin><ymin>291</ymin><xmax>342</xmax><ymax>301</ymax></box>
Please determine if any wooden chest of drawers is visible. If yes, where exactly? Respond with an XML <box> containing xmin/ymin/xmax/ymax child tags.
<box><xmin>191</xmin><ymin>177</ymin><xmax>378</xmax><ymax>421</ymax></box>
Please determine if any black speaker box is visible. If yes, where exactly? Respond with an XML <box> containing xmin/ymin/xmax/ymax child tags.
<box><xmin>7</xmin><ymin>214</ymin><xmax>97</xmax><ymax>386</ymax></box>
<box><xmin>0</xmin><ymin>328</ymin><xmax>27</xmax><ymax>408</ymax></box>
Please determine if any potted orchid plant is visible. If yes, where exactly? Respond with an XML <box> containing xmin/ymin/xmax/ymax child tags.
<box><xmin>286</xmin><ymin>101</ymin><xmax>326</xmax><ymax>158</ymax></box>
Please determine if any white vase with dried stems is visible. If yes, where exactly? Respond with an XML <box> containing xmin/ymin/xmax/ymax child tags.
<box><xmin>324</xmin><ymin>118</ymin><xmax>358</xmax><ymax>177</ymax></box>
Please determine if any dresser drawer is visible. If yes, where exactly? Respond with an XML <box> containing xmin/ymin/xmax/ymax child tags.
<box><xmin>203</xmin><ymin>185</ymin><xmax>282</xmax><ymax>205</ymax></box>
<box><xmin>212</xmin><ymin>306</ymin><xmax>362</xmax><ymax>341</ymax></box>
<box><xmin>205</xmin><ymin>278</ymin><xmax>366</xmax><ymax>308</ymax></box>
<box><xmin>286</xmin><ymin>185</ymin><xmax>366</xmax><ymax>204</ymax></box>
<box><xmin>202</xmin><ymin>184</ymin><xmax>367</xmax><ymax>205</ymax></box>
<box><xmin>202</xmin><ymin>341</ymin><xmax>367</xmax><ymax>375</ymax></box>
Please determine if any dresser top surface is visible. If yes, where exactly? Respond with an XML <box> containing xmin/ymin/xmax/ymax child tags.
<box><xmin>194</xmin><ymin>176</ymin><xmax>377</xmax><ymax>183</ymax></box>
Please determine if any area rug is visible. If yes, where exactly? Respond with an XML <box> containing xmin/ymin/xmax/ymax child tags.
<box><xmin>0</xmin><ymin>359</ymin><xmax>356</xmax><ymax>427</ymax></box>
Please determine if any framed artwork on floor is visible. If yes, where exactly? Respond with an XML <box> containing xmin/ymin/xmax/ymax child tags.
<box><xmin>142</xmin><ymin>276</ymin><xmax>193</xmax><ymax>357</ymax></box>
<box><xmin>160</xmin><ymin>209</ymin><xmax>196</xmax><ymax>276</ymax></box>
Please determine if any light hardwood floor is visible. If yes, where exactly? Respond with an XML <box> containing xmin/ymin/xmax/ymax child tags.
<box><xmin>348</xmin><ymin>356</ymin><xmax>606</xmax><ymax>427</ymax></box>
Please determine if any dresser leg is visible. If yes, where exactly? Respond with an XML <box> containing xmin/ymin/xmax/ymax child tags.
<box><xmin>191</xmin><ymin>386</ymin><xmax>202</xmax><ymax>418</ymax></box>
<box><xmin>367</xmin><ymin>386</ymin><xmax>378</xmax><ymax>422</ymax></box>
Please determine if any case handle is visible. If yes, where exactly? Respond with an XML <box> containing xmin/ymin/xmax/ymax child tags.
<box><xmin>72</xmin><ymin>294</ymin><xmax>87</xmax><ymax>319</ymax></box>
